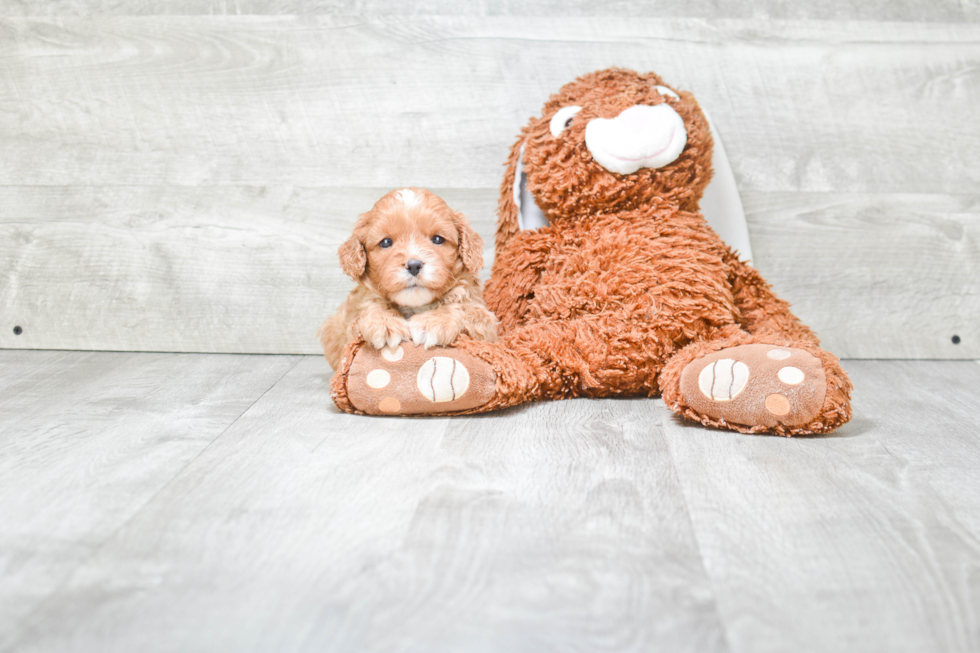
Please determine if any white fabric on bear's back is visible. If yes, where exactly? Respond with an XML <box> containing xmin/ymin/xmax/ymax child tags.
<box><xmin>700</xmin><ymin>109</ymin><xmax>753</xmax><ymax>264</ymax></box>
<box><xmin>513</xmin><ymin>146</ymin><xmax>550</xmax><ymax>231</ymax></box>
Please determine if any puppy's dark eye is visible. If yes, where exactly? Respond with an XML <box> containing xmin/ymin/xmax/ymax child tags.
<box><xmin>431</xmin><ymin>235</ymin><xmax>445</xmax><ymax>245</ymax></box>
<box><xmin>379</xmin><ymin>237</ymin><xmax>393</xmax><ymax>248</ymax></box>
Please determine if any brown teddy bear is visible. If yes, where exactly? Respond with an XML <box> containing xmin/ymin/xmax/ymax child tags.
<box><xmin>330</xmin><ymin>68</ymin><xmax>852</xmax><ymax>436</ymax></box>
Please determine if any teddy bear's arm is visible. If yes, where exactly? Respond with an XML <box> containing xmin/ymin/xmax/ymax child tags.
<box><xmin>484</xmin><ymin>230</ymin><xmax>555</xmax><ymax>333</ymax></box>
<box><xmin>725</xmin><ymin>251</ymin><xmax>820</xmax><ymax>345</ymax></box>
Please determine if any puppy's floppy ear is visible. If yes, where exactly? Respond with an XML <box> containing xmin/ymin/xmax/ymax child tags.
<box><xmin>454</xmin><ymin>211</ymin><xmax>484</xmax><ymax>273</ymax></box>
<box><xmin>338</xmin><ymin>235</ymin><xmax>367</xmax><ymax>279</ymax></box>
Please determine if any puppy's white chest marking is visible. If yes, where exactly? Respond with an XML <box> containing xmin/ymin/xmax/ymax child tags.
<box><xmin>398</xmin><ymin>302</ymin><xmax>437</xmax><ymax>319</ymax></box>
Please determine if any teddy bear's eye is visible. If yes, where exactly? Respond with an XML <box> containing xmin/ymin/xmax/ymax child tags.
<box><xmin>379</xmin><ymin>237</ymin><xmax>393</xmax><ymax>248</ymax></box>
<box><xmin>654</xmin><ymin>85</ymin><xmax>680</xmax><ymax>100</ymax></box>
<box><xmin>431</xmin><ymin>235</ymin><xmax>445</xmax><ymax>245</ymax></box>
<box><xmin>549</xmin><ymin>105</ymin><xmax>582</xmax><ymax>137</ymax></box>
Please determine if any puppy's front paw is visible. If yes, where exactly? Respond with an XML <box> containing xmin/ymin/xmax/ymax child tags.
<box><xmin>409</xmin><ymin>313</ymin><xmax>461</xmax><ymax>349</ymax></box>
<box><xmin>354</xmin><ymin>314</ymin><xmax>412</xmax><ymax>350</ymax></box>
<box><xmin>409</xmin><ymin>323</ymin><xmax>440</xmax><ymax>349</ymax></box>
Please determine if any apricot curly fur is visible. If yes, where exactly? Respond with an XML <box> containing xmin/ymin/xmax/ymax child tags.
<box><xmin>319</xmin><ymin>188</ymin><xmax>498</xmax><ymax>368</ymax></box>
<box><xmin>334</xmin><ymin>67</ymin><xmax>852</xmax><ymax>435</ymax></box>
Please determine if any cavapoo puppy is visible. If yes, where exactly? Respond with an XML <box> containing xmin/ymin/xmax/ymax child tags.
<box><xmin>318</xmin><ymin>188</ymin><xmax>498</xmax><ymax>369</ymax></box>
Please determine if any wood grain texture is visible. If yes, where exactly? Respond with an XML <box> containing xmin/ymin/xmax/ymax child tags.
<box><xmin>2</xmin><ymin>187</ymin><xmax>975</xmax><ymax>358</ymax></box>
<box><xmin>1</xmin><ymin>16</ymin><xmax>977</xmax><ymax>357</ymax></box>
<box><xmin>3</xmin><ymin>352</ymin><xmax>980</xmax><ymax>651</ymax></box>
<box><xmin>0</xmin><ymin>349</ymin><xmax>301</xmax><ymax>651</ymax></box>
<box><xmin>1</xmin><ymin>17</ymin><xmax>978</xmax><ymax>193</ymax></box>
<box><xmin>745</xmin><ymin>192</ymin><xmax>980</xmax><ymax>359</ymax></box>
<box><xmin>0</xmin><ymin>186</ymin><xmax>498</xmax><ymax>354</ymax></box>
<box><xmin>659</xmin><ymin>359</ymin><xmax>980</xmax><ymax>653</ymax></box>
<box><xmin>4</xmin><ymin>355</ymin><xmax>727</xmax><ymax>653</ymax></box>
<box><xmin>1</xmin><ymin>0</ymin><xmax>978</xmax><ymax>21</ymax></box>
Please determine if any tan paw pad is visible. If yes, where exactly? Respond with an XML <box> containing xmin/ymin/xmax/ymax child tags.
<box><xmin>344</xmin><ymin>343</ymin><xmax>496</xmax><ymax>415</ymax></box>
<box><xmin>680</xmin><ymin>344</ymin><xmax>827</xmax><ymax>429</ymax></box>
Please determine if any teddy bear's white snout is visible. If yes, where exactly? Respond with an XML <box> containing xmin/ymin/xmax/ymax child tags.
<box><xmin>585</xmin><ymin>104</ymin><xmax>688</xmax><ymax>175</ymax></box>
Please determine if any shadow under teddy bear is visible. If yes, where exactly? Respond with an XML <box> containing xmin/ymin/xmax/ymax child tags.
<box><xmin>330</xmin><ymin>67</ymin><xmax>852</xmax><ymax>437</ymax></box>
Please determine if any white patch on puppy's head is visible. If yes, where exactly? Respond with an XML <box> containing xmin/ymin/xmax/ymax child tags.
<box><xmin>354</xmin><ymin>187</ymin><xmax>479</xmax><ymax>309</ymax></box>
<box><xmin>396</xmin><ymin>188</ymin><xmax>422</xmax><ymax>209</ymax></box>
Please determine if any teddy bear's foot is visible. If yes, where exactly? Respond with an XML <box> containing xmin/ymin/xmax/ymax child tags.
<box><xmin>332</xmin><ymin>341</ymin><xmax>497</xmax><ymax>415</ymax></box>
<box><xmin>675</xmin><ymin>343</ymin><xmax>836</xmax><ymax>435</ymax></box>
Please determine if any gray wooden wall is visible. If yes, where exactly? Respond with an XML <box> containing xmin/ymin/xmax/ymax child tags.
<box><xmin>1</xmin><ymin>2</ymin><xmax>978</xmax><ymax>359</ymax></box>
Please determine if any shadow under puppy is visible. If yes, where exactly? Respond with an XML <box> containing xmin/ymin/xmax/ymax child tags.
<box><xmin>318</xmin><ymin>188</ymin><xmax>498</xmax><ymax>369</ymax></box>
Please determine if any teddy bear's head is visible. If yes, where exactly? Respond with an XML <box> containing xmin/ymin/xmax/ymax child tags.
<box><xmin>497</xmin><ymin>68</ymin><xmax>714</xmax><ymax>246</ymax></box>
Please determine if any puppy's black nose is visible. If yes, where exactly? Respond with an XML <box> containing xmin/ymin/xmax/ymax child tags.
<box><xmin>406</xmin><ymin>259</ymin><xmax>424</xmax><ymax>277</ymax></box>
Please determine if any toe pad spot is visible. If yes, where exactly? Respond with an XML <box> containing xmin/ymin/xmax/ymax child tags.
<box><xmin>366</xmin><ymin>369</ymin><xmax>391</xmax><ymax>389</ymax></box>
<box><xmin>382</xmin><ymin>346</ymin><xmax>404</xmax><ymax>362</ymax></box>
<box><xmin>698</xmin><ymin>359</ymin><xmax>749</xmax><ymax>401</ymax></box>
<box><xmin>378</xmin><ymin>397</ymin><xmax>401</xmax><ymax>413</ymax></box>
<box><xmin>417</xmin><ymin>357</ymin><xmax>470</xmax><ymax>402</ymax></box>
<box><xmin>778</xmin><ymin>366</ymin><xmax>805</xmax><ymax>385</ymax></box>
<box><xmin>765</xmin><ymin>394</ymin><xmax>791</xmax><ymax>416</ymax></box>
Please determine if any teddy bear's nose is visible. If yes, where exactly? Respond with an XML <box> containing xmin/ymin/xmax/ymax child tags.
<box><xmin>406</xmin><ymin>259</ymin><xmax>424</xmax><ymax>276</ymax></box>
<box><xmin>616</xmin><ymin>105</ymin><xmax>652</xmax><ymax>130</ymax></box>
<box><xmin>584</xmin><ymin>104</ymin><xmax>688</xmax><ymax>175</ymax></box>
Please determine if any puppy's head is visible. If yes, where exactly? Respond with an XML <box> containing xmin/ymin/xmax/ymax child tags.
<box><xmin>339</xmin><ymin>188</ymin><xmax>483</xmax><ymax>307</ymax></box>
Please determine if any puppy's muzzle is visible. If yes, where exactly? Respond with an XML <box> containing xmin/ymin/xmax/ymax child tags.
<box><xmin>406</xmin><ymin>259</ymin><xmax>424</xmax><ymax>277</ymax></box>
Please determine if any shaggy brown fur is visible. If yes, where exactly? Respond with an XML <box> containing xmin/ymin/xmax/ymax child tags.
<box><xmin>330</xmin><ymin>68</ymin><xmax>852</xmax><ymax>436</ymax></box>
<box><xmin>318</xmin><ymin>188</ymin><xmax>497</xmax><ymax>368</ymax></box>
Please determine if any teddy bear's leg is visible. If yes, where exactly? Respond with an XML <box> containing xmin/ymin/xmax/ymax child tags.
<box><xmin>329</xmin><ymin>336</ymin><xmax>540</xmax><ymax>416</ymax></box>
<box><xmin>659</xmin><ymin>325</ymin><xmax>852</xmax><ymax>436</ymax></box>
<box><xmin>329</xmin><ymin>314</ymin><xmax>620</xmax><ymax>416</ymax></box>
<box><xmin>726</xmin><ymin>253</ymin><xmax>822</xmax><ymax>344</ymax></box>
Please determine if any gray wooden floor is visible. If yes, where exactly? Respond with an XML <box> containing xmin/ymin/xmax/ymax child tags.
<box><xmin>2</xmin><ymin>351</ymin><xmax>978</xmax><ymax>653</ymax></box>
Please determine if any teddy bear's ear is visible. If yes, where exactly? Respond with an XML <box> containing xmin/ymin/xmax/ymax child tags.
<box><xmin>494</xmin><ymin>134</ymin><xmax>524</xmax><ymax>253</ymax></box>
<box><xmin>338</xmin><ymin>235</ymin><xmax>367</xmax><ymax>279</ymax></box>
<box><xmin>454</xmin><ymin>211</ymin><xmax>484</xmax><ymax>273</ymax></box>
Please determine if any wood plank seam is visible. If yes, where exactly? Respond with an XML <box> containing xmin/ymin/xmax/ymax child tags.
<box><xmin>0</xmin><ymin>354</ymin><xmax>305</xmax><ymax>653</ymax></box>
<box><xmin>656</xmin><ymin>404</ymin><xmax>736</xmax><ymax>653</ymax></box>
